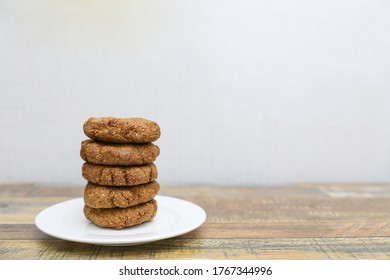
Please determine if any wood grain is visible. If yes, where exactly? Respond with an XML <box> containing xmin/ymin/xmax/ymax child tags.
<box><xmin>1</xmin><ymin>184</ymin><xmax>390</xmax><ymax>260</ymax></box>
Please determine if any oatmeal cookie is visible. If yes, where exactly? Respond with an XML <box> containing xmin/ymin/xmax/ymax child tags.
<box><xmin>82</xmin><ymin>163</ymin><xmax>157</xmax><ymax>186</ymax></box>
<box><xmin>83</xmin><ymin>199</ymin><xmax>157</xmax><ymax>230</ymax></box>
<box><xmin>83</xmin><ymin>117</ymin><xmax>160</xmax><ymax>143</ymax></box>
<box><xmin>80</xmin><ymin>139</ymin><xmax>160</xmax><ymax>166</ymax></box>
<box><xmin>84</xmin><ymin>181</ymin><xmax>160</xmax><ymax>208</ymax></box>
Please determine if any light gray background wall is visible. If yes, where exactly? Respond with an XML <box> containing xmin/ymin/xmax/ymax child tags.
<box><xmin>1</xmin><ymin>0</ymin><xmax>390</xmax><ymax>186</ymax></box>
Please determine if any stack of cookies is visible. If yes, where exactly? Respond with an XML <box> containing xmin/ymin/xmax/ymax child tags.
<box><xmin>80</xmin><ymin>117</ymin><xmax>161</xmax><ymax>230</ymax></box>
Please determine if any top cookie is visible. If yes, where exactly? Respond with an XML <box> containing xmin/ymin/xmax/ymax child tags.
<box><xmin>83</xmin><ymin>117</ymin><xmax>160</xmax><ymax>143</ymax></box>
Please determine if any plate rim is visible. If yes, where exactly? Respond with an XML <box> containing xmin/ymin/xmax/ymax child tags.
<box><xmin>35</xmin><ymin>195</ymin><xmax>206</xmax><ymax>246</ymax></box>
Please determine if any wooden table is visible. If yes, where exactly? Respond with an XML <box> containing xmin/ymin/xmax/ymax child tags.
<box><xmin>1</xmin><ymin>184</ymin><xmax>390</xmax><ymax>259</ymax></box>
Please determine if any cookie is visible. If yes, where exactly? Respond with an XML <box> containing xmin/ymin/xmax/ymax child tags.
<box><xmin>82</xmin><ymin>163</ymin><xmax>157</xmax><ymax>186</ymax></box>
<box><xmin>84</xmin><ymin>199</ymin><xmax>158</xmax><ymax>230</ymax></box>
<box><xmin>83</xmin><ymin>117</ymin><xmax>160</xmax><ymax>144</ymax></box>
<box><xmin>80</xmin><ymin>139</ymin><xmax>160</xmax><ymax>166</ymax></box>
<box><xmin>84</xmin><ymin>181</ymin><xmax>160</xmax><ymax>209</ymax></box>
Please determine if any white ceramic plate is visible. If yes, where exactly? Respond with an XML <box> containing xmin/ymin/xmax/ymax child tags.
<box><xmin>35</xmin><ymin>195</ymin><xmax>206</xmax><ymax>246</ymax></box>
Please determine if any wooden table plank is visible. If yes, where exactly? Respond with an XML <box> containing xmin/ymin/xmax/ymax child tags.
<box><xmin>1</xmin><ymin>184</ymin><xmax>390</xmax><ymax>260</ymax></box>
<box><xmin>2</xmin><ymin>222</ymin><xmax>390</xmax><ymax>240</ymax></box>
<box><xmin>1</xmin><ymin>238</ymin><xmax>390</xmax><ymax>260</ymax></box>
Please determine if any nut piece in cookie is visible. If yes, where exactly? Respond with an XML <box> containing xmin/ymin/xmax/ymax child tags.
<box><xmin>83</xmin><ymin>117</ymin><xmax>160</xmax><ymax>143</ymax></box>
<box><xmin>83</xmin><ymin>199</ymin><xmax>158</xmax><ymax>230</ymax></box>
<box><xmin>84</xmin><ymin>181</ymin><xmax>160</xmax><ymax>209</ymax></box>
